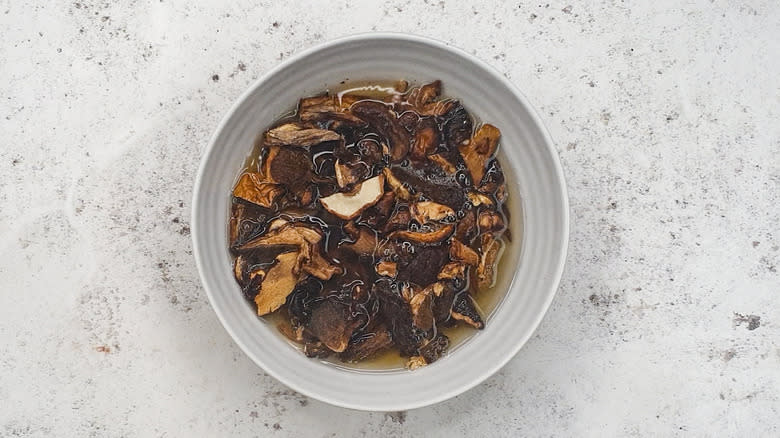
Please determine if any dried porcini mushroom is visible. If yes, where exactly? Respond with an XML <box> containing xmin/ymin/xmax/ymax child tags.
<box><xmin>375</xmin><ymin>260</ymin><xmax>397</xmax><ymax>278</ymax></box>
<box><xmin>477</xmin><ymin>233</ymin><xmax>502</xmax><ymax>290</ymax></box>
<box><xmin>228</xmin><ymin>80</ymin><xmax>510</xmax><ymax>368</ymax></box>
<box><xmin>388</xmin><ymin>224</ymin><xmax>454</xmax><ymax>245</ymax></box>
<box><xmin>233</xmin><ymin>172</ymin><xmax>284</xmax><ymax>208</ymax></box>
<box><xmin>264</xmin><ymin>123</ymin><xmax>341</xmax><ymax>147</ymax></box>
<box><xmin>459</xmin><ymin>124</ymin><xmax>501</xmax><ymax>185</ymax></box>
<box><xmin>410</xmin><ymin>201</ymin><xmax>455</xmax><ymax>224</ymax></box>
<box><xmin>254</xmin><ymin>251</ymin><xmax>300</xmax><ymax>315</ymax></box>
<box><xmin>449</xmin><ymin>239</ymin><xmax>479</xmax><ymax>266</ymax></box>
<box><xmin>319</xmin><ymin>174</ymin><xmax>385</xmax><ymax>220</ymax></box>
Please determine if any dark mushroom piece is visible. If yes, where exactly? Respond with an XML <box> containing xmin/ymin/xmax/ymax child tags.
<box><xmin>351</xmin><ymin>100</ymin><xmax>410</xmax><ymax>163</ymax></box>
<box><xmin>264</xmin><ymin>123</ymin><xmax>341</xmax><ymax>147</ymax></box>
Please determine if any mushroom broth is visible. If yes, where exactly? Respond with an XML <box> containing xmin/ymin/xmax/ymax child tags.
<box><xmin>229</xmin><ymin>80</ymin><xmax>512</xmax><ymax>369</ymax></box>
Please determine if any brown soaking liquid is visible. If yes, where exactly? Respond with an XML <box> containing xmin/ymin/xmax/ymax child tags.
<box><xmin>231</xmin><ymin>80</ymin><xmax>521</xmax><ymax>371</ymax></box>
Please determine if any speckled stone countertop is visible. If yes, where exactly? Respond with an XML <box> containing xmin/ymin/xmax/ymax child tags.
<box><xmin>1</xmin><ymin>1</ymin><xmax>778</xmax><ymax>436</ymax></box>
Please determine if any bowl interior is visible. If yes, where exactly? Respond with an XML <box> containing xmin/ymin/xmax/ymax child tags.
<box><xmin>193</xmin><ymin>34</ymin><xmax>568</xmax><ymax>411</ymax></box>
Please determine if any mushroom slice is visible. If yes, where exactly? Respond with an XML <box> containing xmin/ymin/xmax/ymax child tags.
<box><xmin>388</xmin><ymin>224</ymin><xmax>454</xmax><ymax>245</ymax></box>
<box><xmin>410</xmin><ymin>117</ymin><xmax>439</xmax><ymax>161</ymax></box>
<box><xmin>410</xmin><ymin>201</ymin><xmax>455</xmax><ymax>224</ymax></box>
<box><xmin>467</xmin><ymin>191</ymin><xmax>493</xmax><ymax>207</ymax></box>
<box><xmin>409</xmin><ymin>288</ymin><xmax>434</xmax><ymax>332</ymax></box>
<box><xmin>264</xmin><ymin>123</ymin><xmax>341</xmax><ymax>147</ymax></box>
<box><xmin>319</xmin><ymin>174</ymin><xmax>385</xmax><ymax>220</ymax></box>
<box><xmin>298</xmin><ymin>95</ymin><xmax>365</xmax><ymax>125</ymax></box>
<box><xmin>459</xmin><ymin>124</ymin><xmax>501</xmax><ymax>185</ymax></box>
<box><xmin>383</xmin><ymin>205</ymin><xmax>412</xmax><ymax>233</ymax></box>
<box><xmin>342</xmin><ymin>222</ymin><xmax>379</xmax><ymax>255</ymax></box>
<box><xmin>334</xmin><ymin>159</ymin><xmax>368</xmax><ymax>189</ymax></box>
<box><xmin>351</xmin><ymin>100</ymin><xmax>410</xmax><ymax>162</ymax></box>
<box><xmin>477</xmin><ymin>233</ymin><xmax>502</xmax><ymax>290</ymax></box>
<box><xmin>449</xmin><ymin>239</ymin><xmax>479</xmax><ymax>266</ymax></box>
<box><xmin>375</xmin><ymin>260</ymin><xmax>397</xmax><ymax>278</ymax></box>
<box><xmin>451</xmin><ymin>293</ymin><xmax>484</xmax><ymax>329</ymax></box>
<box><xmin>308</xmin><ymin>300</ymin><xmax>362</xmax><ymax>353</ymax></box>
<box><xmin>232</xmin><ymin>172</ymin><xmax>284</xmax><ymax>208</ymax></box>
<box><xmin>419</xmin><ymin>333</ymin><xmax>450</xmax><ymax>364</ymax></box>
<box><xmin>454</xmin><ymin>209</ymin><xmax>477</xmax><ymax>243</ymax></box>
<box><xmin>340</xmin><ymin>326</ymin><xmax>393</xmax><ymax>362</ymax></box>
<box><xmin>237</xmin><ymin>224</ymin><xmax>310</xmax><ymax>251</ymax></box>
<box><xmin>438</xmin><ymin>262</ymin><xmax>467</xmax><ymax>281</ymax></box>
<box><xmin>406</xmin><ymin>356</ymin><xmax>427</xmax><ymax>370</ymax></box>
<box><xmin>400</xmin><ymin>283</ymin><xmax>422</xmax><ymax>303</ymax></box>
<box><xmin>382</xmin><ymin>167</ymin><xmax>412</xmax><ymax>201</ymax></box>
<box><xmin>254</xmin><ymin>251</ymin><xmax>300</xmax><ymax>315</ymax></box>
<box><xmin>299</xmin><ymin>242</ymin><xmax>342</xmax><ymax>280</ymax></box>
<box><xmin>478</xmin><ymin>210</ymin><xmax>505</xmax><ymax>233</ymax></box>
<box><xmin>429</xmin><ymin>153</ymin><xmax>457</xmax><ymax>174</ymax></box>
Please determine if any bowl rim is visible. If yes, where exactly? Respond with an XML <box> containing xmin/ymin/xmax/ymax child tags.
<box><xmin>192</xmin><ymin>32</ymin><xmax>570</xmax><ymax>411</ymax></box>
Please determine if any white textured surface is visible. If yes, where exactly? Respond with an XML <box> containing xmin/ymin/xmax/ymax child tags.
<box><xmin>0</xmin><ymin>0</ymin><xmax>778</xmax><ymax>436</ymax></box>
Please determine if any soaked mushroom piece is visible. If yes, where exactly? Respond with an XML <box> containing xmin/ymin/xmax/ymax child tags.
<box><xmin>478</xmin><ymin>210</ymin><xmax>505</xmax><ymax>233</ymax></box>
<box><xmin>410</xmin><ymin>201</ymin><xmax>455</xmax><ymax>224</ymax></box>
<box><xmin>334</xmin><ymin>159</ymin><xmax>369</xmax><ymax>189</ymax></box>
<box><xmin>459</xmin><ymin>124</ymin><xmax>501</xmax><ymax>185</ymax></box>
<box><xmin>299</xmin><ymin>95</ymin><xmax>366</xmax><ymax>125</ymax></box>
<box><xmin>308</xmin><ymin>300</ymin><xmax>363</xmax><ymax>352</ymax></box>
<box><xmin>382</xmin><ymin>167</ymin><xmax>412</xmax><ymax>201</ymax></box>
<box><xmin>467</xmin><ymin>191</ymin><xmax>493</xmax><ymax>207</ymax></box>
<box><xmin>233</xmin><ymin>172</ymin><xmax>285</xmax><ymax>209</ymax></box>
<box><xmin>410</xmin><ymin>117</ymin><xmax>439</xmax><ymax>160</ymax></box>
<box><xmin>451</xmin><ymin>292</ymin><xmax>484</xmax><ymax>329</ymax></box>
<box><xmin>254</xmin><ymin>251</ymin><xmax>301</xmax><ymax>315</ymax></box>
<box><xmin>319</xmin><ymin>174</ymin><xmax>385</xmax><ymax>220</ymax></box>
<box><xmin>477</xmin><ymin>233</ymin><xmax>502</xmax><ymax>290</ymax></box>
<box><xmin>449</xmin><ymin>239</ymin><xmax>479</xmax><ymax>266</ymax></box>
<box><xmin>388</xmin><ymin>224</ymin><xmax>455</xmax><ymax>245</ymax></box>
<box><xmin>375</xmin><ymin>260</ymin><xmax>397</xmax><ymax>278</ymax></box>
<box><xmin>340</xmin><ymin>326</ymin><xmax>393</xmax><ymax>362</ymax></box>
<box><xmin>264</xmin><ymin>123</ymin><xmax>341</xmax><ymax>147</ymax></box>
<box><xmin>351</xmin><ymin>100</ymin><xmax>410</xmax><ymax>162</ymax></box>
<box><xmin>438</xmin><ymin>262</ymin><xmax>467</xmax><ymax>281</ymax></box>
<box><xmin>410</xmin><ymin>288</ymin><xmax>435</xmax><ymax>333</ymax></box>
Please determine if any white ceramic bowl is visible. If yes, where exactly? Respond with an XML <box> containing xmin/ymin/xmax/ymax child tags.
<box><xmin>192</xmin><ymin>33</ymin><xmax>569</xmax><ymax>411</ymax></box>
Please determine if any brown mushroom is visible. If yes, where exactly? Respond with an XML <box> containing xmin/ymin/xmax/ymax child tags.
<box><xmin>334</xmin><ymin>159</ymin><xmax>369</xmax><ymax>189</ymax></box>
<box><xmin>375</xmin><ymin>260</ymin><xmax>397</xmax><ymax>278</ymax></box>
<box><xmin>254</xmin><ymin>251</ymin><xmax>300</xmax><ymax>315</ymax></box>
<box><xmin>233</xmin><ymin>172</ymin><xmax>284</xmax><ymax>208</ymax></box>
<box><xmin>342</xmin><ymin>222</ymin><xmax>380</xmax><ymax>256</ymax></box>
<box><xmin>410</xmin><ymin>117</ymin><xmax>439</xmax><ymax>160</ymax></box>
<box><xmin>409</xmin><ymin>288</ymin><xmax>434</xmax><ymax>333</ymax></box>
<box><xmin>438</xmin><ymin>262</ymin><xmax>467</xmax><ymax>281</ymax></box>
<box><xmin>449</xmin><ymin>239</ymin><xmax>479</xmax><ymax>266</ymax></box>
<box><xmin>406</xmin><ymin>356</ymin><xmax>427</xmax><ymax>370</ymax></box>
<box><xmin>351</xmin><ymin>100</ymin><xmax>410</xmax><ymax>162</ymax></box>
<box><xmin>388</xmin><ymin>224</ymin><xmax>454</xmax><ymax>245</ymax></box>
<box><xmin>383</xmin><ymin>205</ymin><xmax>412</xmax><ymax>233</ymax></box>
<box><xmin>340</xmin><ymin>326</ymin><xmax>393</xmax><ymax>362</ymax></box>
<box><xmin>410</xmin><ymin>201</ymin><xmax>455</xmax><ymax>224</ymax></box>
<box><xmin>308</xmin><ymin>300</ymin><xmax>363</xmax><ymax>352</ymax></box>
<box><xmin>451</xmin><ymin>292</ymin><xmax>484</xmax><ymax>329</ymax></box>
<box><xmin>319</xmin><ymin>174</ymin><xmax>385</xmax><ymax>220</ymax></box>
<box><xmin>429</xmin><ymin>153</ymin><xmax>457</xmax><ymax>174</ymax></box>
<box><xmin>263</xmin><ymin>146</ymin><xmax>313</xmax><ymax>198</ymax></box>
<box><xmin>477</xmin><ymin>233</ymin><xmax>502</xmax><ymax>290</ymax></box>
<box><xmin>454</xmin><ymin>209</ymin><xmax>477</xmax><ymax>243</ymax></box>
<box><xmin>467</xmin><ymin>191</ymin><xmax>493</xmax><ymax>207</ymax></box>
<box><xmin>478</xmin><ymin>210</ymin><xmax>505</xmax><ymax>233</ymax></box>
<box><xmin>298</xmin><ymin>95</ymin><xmax>365</xmax><ymax>125</ymax></box>
<box><xmin>382</xmin><ymin>167</ymin><xmax>412</xmax><ymax>201</ymax></box>
<box><xmin>264</xmin><ymin>123</ymin><xmax>341</xmax><ymax>147</ymax></box>
<box><xmin>459</xmin><ymin>124</ymin><xmax>501</xmax><ymax>185</ymax></box>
